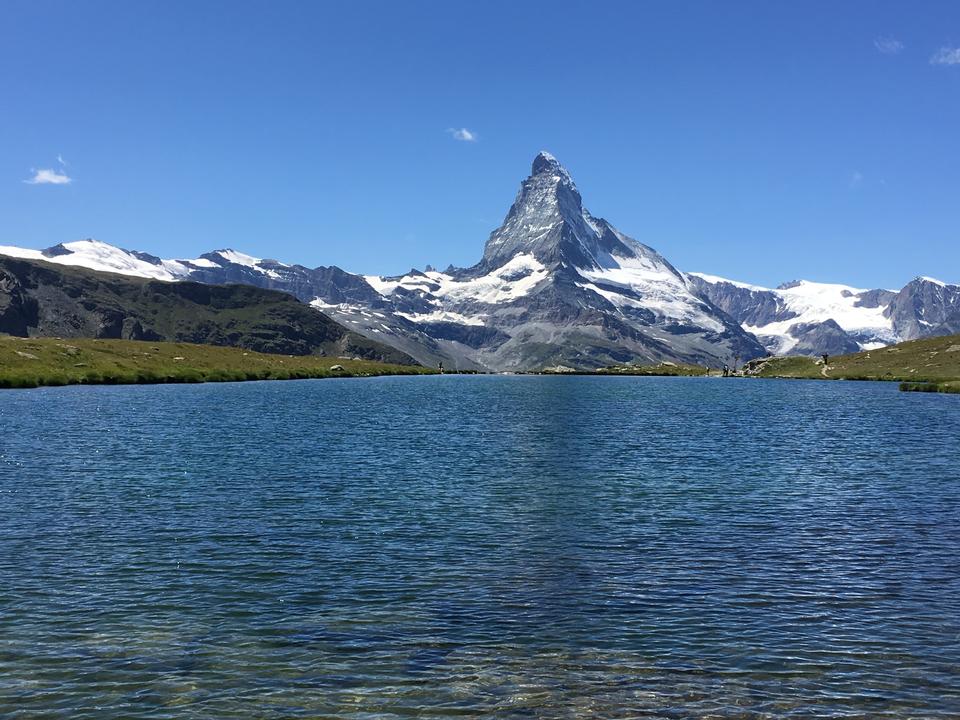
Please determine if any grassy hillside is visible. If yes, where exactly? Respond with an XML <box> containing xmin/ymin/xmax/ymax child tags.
<box><xmin>744</xmin><ymin>334</ymin><xmax>960</xmax><ymax>393</ymax></box>
<box><xmin>0</xmin><ymin>336</ymin><xmax>434</xmax><ymax>389</ymax></box>
<box><xmin>0</xmin><ymin>256</ymin><xmax>415</xmax><ymax>365</ymax></box>
<box><xmin>594</xmin><ymin>362</ymin><xmax>709</xmax><ymax>376</ymax></box>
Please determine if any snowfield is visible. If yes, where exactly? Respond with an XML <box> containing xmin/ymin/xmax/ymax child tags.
<box><xmin>0</xmin><ymin>240</ymin><xmax>288</xmax><ymax>282</ymax></box>
<box><xmin>688</xmin><ymin>272</ymin><xmax>909</xmax><ymax>353</ymax></box>
<box><xmin>365</xmin><ymin>253</ymin><xmax>549</xmax><ymax>309</ymax></box>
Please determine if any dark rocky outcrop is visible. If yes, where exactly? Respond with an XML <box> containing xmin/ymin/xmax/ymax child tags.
<box><xmin>0</xmin><ymin>256</ymin><xmax>417</xmax><ymax>364</ymax></box>
<box><xmin>786</xmin><ymin>319</ymin><xmax>862</xmax><ymax>356</ymax></box>
<box><xmin>886</xmin><ymin>278</ymin><xmax>960</xmax><ymax>341</ymax></box>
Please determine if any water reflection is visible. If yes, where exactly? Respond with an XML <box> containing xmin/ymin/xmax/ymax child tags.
<box><xmin>0</xmin><ymin>376</ymin><xmax>958</xmax><ymax>717</ymax></box>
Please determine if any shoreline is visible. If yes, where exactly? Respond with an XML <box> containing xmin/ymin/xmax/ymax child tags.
<box><xmin>7</xmin><ymin>366</ymin><xmax>959</xmax><ymax>394</ymax></box>
<box><xmin>3</xmin><ymin>335</ymin><xmax>959</xmax><ymax>394</ymax></box>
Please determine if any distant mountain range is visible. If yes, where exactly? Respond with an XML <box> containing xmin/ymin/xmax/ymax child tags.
<box><xmin>0</xmin><ymin>256</ymin><xmax>415</xmax><ymax>365</ymax></box>
<box><xmin>688</xmin><ymin>274</ymin><xmax>960</xmax><ymax>356</ymax></box>
<box><xmin>2</xmin><ymin>152</ymin><xmax>957</xmax><ymax>370</ymax></box>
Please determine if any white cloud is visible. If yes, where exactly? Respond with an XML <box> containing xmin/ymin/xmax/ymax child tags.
<box><xmin>24</xmin><ymin>168</ymin><xmax>72</xmax><ymax>185</ymax></box>
<box><xmin>874</xmin><ymin>37</ymin><xmax>904</xmax><ymax>55</ymax></box>
<box><xmin>930</xmin><ymin>47</ymin><xmax>960</xmax><ymax>65</ymax></box>
<box><xmin>447</xmin><ymin>127</ymin><xmax>478</xmax><ymax>142</ymax></box>
<box><xmin>849</xmin><ymin>171</ymin><xmax>864</xmax><ymax>189</ymax></box>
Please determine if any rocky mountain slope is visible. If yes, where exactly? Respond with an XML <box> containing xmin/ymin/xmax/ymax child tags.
<box><xmin>2</xmin><ymin>152</ymin><xmax>957</xmax><ymax>366</ymax></box>
<box><xmin>0</xmin><ymin>256</ymin><xmax>416</xmax><ymax>364</ymax></box>
<box><xmin>351</xmin><ymin>152</ymin><xmax>765</xmax><ymax>370</ymax></box>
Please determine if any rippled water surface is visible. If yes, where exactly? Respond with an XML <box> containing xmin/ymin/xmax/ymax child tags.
<box><xmin>2</xmin><ymin>376</ymin><xmax>959</xmax><ymax>718</ymax></box>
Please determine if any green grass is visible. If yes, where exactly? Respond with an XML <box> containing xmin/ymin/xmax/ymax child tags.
<box><xmin>0</xmin><ymin>336</ymin><xmax>435</xmax><ymax>389</ymax></box>
<box><xmin>900</xmin><ymin>380</ymin><xmax>960</xmax><ymax>394</ymax></box>
<box><xmin>747</xmin><ymin>355</ymin><xmax>822</xmax><ymax>378</ymax></box>
<box><xmin>594</xmin><ymin>362</ymin><xmax>710</xmax><ymax>377</ymax></box>
<box><xmin>744</xmin><ymin>334</ymin><xmax>960</xmax><ymax>394</ymax></box>
<box><xmin>534</xmin><ymin>361</ymin><xmax>710</xmax><ymax>376</ymax></box>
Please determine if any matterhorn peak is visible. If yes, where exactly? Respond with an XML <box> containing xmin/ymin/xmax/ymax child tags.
<box><xmin>531</xmin><ymin>151</ymin><xmax>561</xmax><ymax>174</ymax></box>
<box><xmin>479</xmin><ymin>151</ymin><xmax>657</xmax><ymax>272</ymax></box>
<box><xmin>530</xmin><ymin>151</ymin><xmax>575</xmax><ymax>187</ymax></box>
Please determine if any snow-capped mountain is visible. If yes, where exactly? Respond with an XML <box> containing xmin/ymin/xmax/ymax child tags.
<box><xmin>0</xmin><ymin>240</ymin><xmax>297</xmax><ymax>284</ymax></box>
<box><xmin>0</xmin><ymin>252</ymin><xmax>415</xmax><ymax>364</ymax></box>
<box><xmin>2</xmin><ymin>152</ymin><xmax>957</xmax><ymax>367</ymax></box>
<box><xmin>342</xmin><ymin>152</ymin><xmax>764</xmax><ymax>370</ymax></box>
<box><xmin>886</xmin><ymin>276</ymin><xmax>960</xmax><ymax>340</ymax></box>
<box><xmin>687</xmin><ymin>273</ymin><xmax>960</xmax><ymax>355</ymax></box>
<box><xmin>0</xmin><ymin>240</ymin><xmax>196</xmax><ymax>280</ymax></box>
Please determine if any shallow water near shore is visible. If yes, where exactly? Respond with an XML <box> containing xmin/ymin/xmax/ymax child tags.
<box><xmin>2</xmin><ymin>375</ymin><xmax>959</xmax><ymax>718</ymax></box>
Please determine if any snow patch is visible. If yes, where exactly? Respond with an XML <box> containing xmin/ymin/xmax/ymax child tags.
<box><xmin>578</xmin><ymin>254</ymin><xmax>724</xmax><ymax>331</ymax></box>
<box><xmin>396</xmin><ymin>310</ymin><xmax>484</xmax><ymax>326</ymax></box>
<box><xmin>365</xmin><ymin>253</ymin><xmax>549</xmax><ymax>305</ymax></box>
<box><xmin>181</xmin><ymin>257</ymin><xmax>220</xmax><ymax>269</ymax></box>
<box><xmin>214</xmin><ymin>249</ymin><xmax>263</xmax><ymax>268</ymax></box>
<box><xmin>2</xmin><ymin>240</ymin><xmax>188</xmax><ymax>280</ymax></box>
<box><xmin>206</xmin><ymin>249</ymin><xmax>283</xmax><ymax>278</ymax></box>
<box><xmin>0</xmin><ymin>245</ymin><xmax>44</xmax><ymax>260</ymax></box>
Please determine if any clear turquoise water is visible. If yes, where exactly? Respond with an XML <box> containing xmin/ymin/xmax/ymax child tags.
<box><xmin>1</xmin><ymin>376</ymin><xmax>959</xmax><ymax>718</ymax></box>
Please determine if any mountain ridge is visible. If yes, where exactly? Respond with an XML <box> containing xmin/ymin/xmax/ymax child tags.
<box><xmin>2</xmin><ymin>153</ymin><xmax>958</xmax><ymax>368</ymax></box>
<box><xmin>688</xmin><ymin>272</ymin><xmax>959</xmax><ymax>355</ymax></box>
<box><xmin>0</xmin><ymin>255</ymin><xmax>417</xmax><ymax>364</ymax></box>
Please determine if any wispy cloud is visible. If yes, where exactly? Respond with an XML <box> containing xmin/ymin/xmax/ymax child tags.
<box><xmin>24</xmin><ymin>155</ymin><xmax>72</xmax><ymax>185</ymax></box>
<box><xmin>930</xmin><ymin>46</ymin><xmax>960</xmax><ymax>65</ymax></box>
<box><xmin>447</xmin><ymin>127</ymin><xmax>478</xmax><ymax>142</ymax></box>
<box><xmin>24</xmin><ymin>168</ymin><xmax>72</xmax><ymax>185</ymax></box>
<box><xmin>874</xmin><ymin>37</ymin><xmax>904</xmax><ymax>55</ymax></box>
<box><xmin>849</xmin><ymin>171</ymin><xmax>864</xmax><ymax>189</ymax></box>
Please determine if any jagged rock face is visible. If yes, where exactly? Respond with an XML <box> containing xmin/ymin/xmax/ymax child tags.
<box><xmin>481</xmin><ymin>152</ymin><xmax>636</xmax><ymax>272</ymax></box>
<box><xmin>886</xmin><ymin>278</ymin><xmax>960</xmax><ymax>340</ymax></box>
<box><xmin>786</xmin><ymin>319</ymin><xmax>862</xmax><ymax>356</ymax></box>
<box><xmin>0</xmin><ymin>268</ymin><xmax>40</xmax><ymax>336</ymax></box>
<box><xmin>856</xmin><ymin>288</ymin><xmax>897</xmax><ymax>310</ymax></box>
<box><xmin>687</xmin><ymin>276</ymin><xmax>795</xmax><ymax>328</ymax></box>
<box><xmin>188</xmin><ymin>257</ymin><xmax>385</xmax><ymax>308</ymax></box>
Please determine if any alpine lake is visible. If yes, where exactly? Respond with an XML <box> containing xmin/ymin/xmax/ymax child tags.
<box><xmin>1</xmin><ymin>375</ymin><xmax>958</xmax><ymax>718</ymax></box>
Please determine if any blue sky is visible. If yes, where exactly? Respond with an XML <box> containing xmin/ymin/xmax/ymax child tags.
<box><xmin>2</xmin><ymin>1</ymin><xmax>959</xmax><ymax>288</ymax></box>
